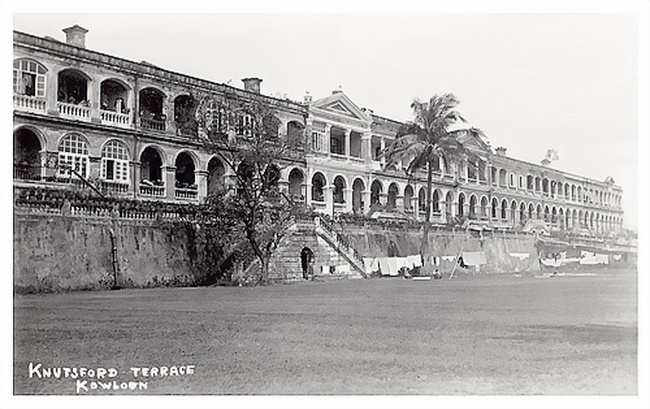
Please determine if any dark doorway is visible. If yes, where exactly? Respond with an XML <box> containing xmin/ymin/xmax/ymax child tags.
<box><xmin>300</xmin><ymin>247</ymin><xmax>314</xmax><ymax>280</ymax></box>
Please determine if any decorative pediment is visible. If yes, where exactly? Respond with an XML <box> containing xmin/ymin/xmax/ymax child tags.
<box><xmin>457</xmin><ymin>128</ymin><xmax>491</xmax><ymax>154</ymax></box>
<box><xmin>312</xmin><ymin>92</ymin><xmax>372</xmax><ymax>123</ymax></box>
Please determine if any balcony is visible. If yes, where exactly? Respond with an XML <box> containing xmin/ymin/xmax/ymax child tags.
<box><xmin>57</xmin><ymin>101</ymin><xmax>90</xmax><ymax>122</ymax></box>
<box><xmin>100</xmin><ymin>180</ymin><xmax>131</xmax><ymax>195</ymax></box>
<box><xmin>14</xmin><ymin>164</ymin><xmax>43</xmax><ymax>181</ymax></box>
<box><xmin>175</xmin><ymin>187</ymin><xmax>198</xmax><ymax>200</ymax></box>
<box><xmin>14</xmin><ymin>94</ymin><xmax>46</xmax><ymax>114</ymax></box>
<box><xmin>141</xmin><ymin>116</ymin><xmax>166</xmax><ymax>132</ymax></box>
<box><xmin>100</xmin><ymin>110</ymin><xmax>131</xmax><ymax>128</ymax></box>
<box><xmin>139</xmin><ymin>184</ymin><xmax>165</xmax><ymax>197</ymax></box>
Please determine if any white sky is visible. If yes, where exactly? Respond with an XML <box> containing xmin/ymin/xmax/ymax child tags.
<box><xmin>5</xmin><ymin>6</ymin><xmax>646</xmax><ymax>230</ymax></box>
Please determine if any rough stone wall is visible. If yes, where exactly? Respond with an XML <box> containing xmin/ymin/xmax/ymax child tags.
<box><xmin>14</xmin><ymin>213</ymin><xmax>213</xmax><ymax>293</ymax></box>
<box><xmin>341</xmin><ymin>227</ymin><xmax>539</xmax><ymax>273</ymax></box>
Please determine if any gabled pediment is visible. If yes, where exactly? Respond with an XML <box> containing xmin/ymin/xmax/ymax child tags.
<box><xmin>312</xmin><ymin>92</ymin><xmax>372</xmax><ymax>123</ymax></box>
<box><xmin>457</xmin><ymin>129</ymin><xmax>492</xmax><ymax>154</ymax></box>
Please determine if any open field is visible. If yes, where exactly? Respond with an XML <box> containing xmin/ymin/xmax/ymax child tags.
<box><xmin>14</xmin><ymin>268</ymin><xmax>637</xmax><ymax>395</ymax></box>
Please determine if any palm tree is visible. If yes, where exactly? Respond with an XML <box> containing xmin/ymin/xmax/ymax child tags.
<box><xmin>381</xmin><ymin>93</ymin><xmax>486</xmax><ymax>263</ymax></box>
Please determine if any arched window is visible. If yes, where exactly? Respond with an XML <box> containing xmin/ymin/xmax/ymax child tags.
<box><xmin>58</xmin><ymin>134</ymin><xmax>89</xmax><ymax>178</ymax></box>
<box><xmin>101</xmin><ymin>140</ymin><xmax>130</xmax><ymax>183</ymax></box>
<box><xmin>13</xmin><ymin>59</ymin><xmax>47</xmax><ymax>97</ymax></box>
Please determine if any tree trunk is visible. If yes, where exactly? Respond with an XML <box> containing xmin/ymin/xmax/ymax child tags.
<box><xmin>259</xmin><ymin>255</ymin><xmax>270</xmax><ymax>285</ymax></box>
<box><xmin>420</xmin><ymin>158</ymin><xmax>434</xmax><ymax>264</ymax></box>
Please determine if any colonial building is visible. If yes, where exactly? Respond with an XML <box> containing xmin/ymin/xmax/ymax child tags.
<box><xmin>13</xmin><ymin>26</ymin><xmax>625</xmax><ymax>237</ymax></box>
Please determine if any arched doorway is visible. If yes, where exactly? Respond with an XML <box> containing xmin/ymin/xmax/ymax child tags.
<box><xmin>352</xmin><ymin>178</ymin><xmax>365</xmax><ymax>213</ymax></box>
<box><xmin>370</xmin><ymin>180</ymin><xmax>382</xmax><ymax>206</ymax></box>
<box><xmin>333</xmin><ymin>175</ymin><xmax>346</xmax><ymax>204</ymax></box>
<box><xmin>387</xmin><ymin>183</ymin><xmax>399</xmax><ymax>209</ymax></box>
<box><xmin>311</xmin><ymin>172</ymin><xmax>326</xmax><ymax>202</ymax></box>
<box><xmin>457</xmin><ymin>193</ymin><xmax>466</xmax><ymax>218</ymax></box>
<box><xmin>14</xmin><ymin>128</ymin><xmax>42</xmax><ymax>180</ymax></box>
<box><xmin>207</xmin><ymin>157</ymin><xmax>225</xmax><ymax>196</ymax></box>
<box><xmin>469</xmin><ymin>195</ymin><xmax>477</xmax><ymax>219</ymax></box>
<box><xmin>288</xmin><ymin>168</ymin><xmax>304</xmax><ymax>201</ymax></box>
<box><xmin>175</xmin><ymin>152</ymin><xmax>196</xmax><ymax>189</ymax></box>
<box><xmin>300</xmin><ymin>247</ymin><xmax>314</xmax><ymax>280</ymax></box>
<box><xmin>403</xmin><ymin>185</ymin><xmax>414</xmax><ymax>212</ymax></box>
<box><xmin>140</xmin><ymin>146</ymin><xmax>164</xmax><ymax>184</ymax></box>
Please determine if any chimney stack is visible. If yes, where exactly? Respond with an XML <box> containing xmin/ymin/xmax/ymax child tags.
<box><xmin>303</xmin><ymin>92</ymin><xmax>312</xmax><ymax>104</ymax></box>
<box><xmin>62</xmin><ymin>25</ymin><xmax>88</xmax><ymax>48</ymax></box>
<box><xmin>495</xmin><ymin>147</ymin><xmax>507</xmax><ymax>156</ymax></box>
<box><xmin>241</xmin><ymin>77</ymin><xmax>262</xmax><ymax>94</ymax></box>
<box><xmin>332</xmin><ymin>85</ymin><xmax>343</xmax><ymax>95</ymax></box>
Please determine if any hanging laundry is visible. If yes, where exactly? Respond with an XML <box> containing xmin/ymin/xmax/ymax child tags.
<box><xmin>461</xmin><ymin>251</ymin><xmax>487</xmax><ymax>265</ymax></box>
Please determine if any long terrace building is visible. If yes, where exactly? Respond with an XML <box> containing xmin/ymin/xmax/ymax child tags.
<box><xmin>13</xmin><ymin>26</ymin><xmax>625</xmax><ymax>236</ymax></box>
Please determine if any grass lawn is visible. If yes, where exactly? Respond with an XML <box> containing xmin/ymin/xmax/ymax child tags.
<box><xmin>13</xmin><ymin>268</ymin><xmax>637</xmax><ymax>395</ymax></box>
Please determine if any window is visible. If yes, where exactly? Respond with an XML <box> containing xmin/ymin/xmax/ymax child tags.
<box><xmin>58</xmin><ymin>134</ymin><xmax>89</xmax><ymax>178</ymax></box>
<box><xmin>509</xmin><ymin>173</ymin><xmax>515</xmax><ymax>187</ymax></box>
<box><xmin>519</xmin><ymin>175</ymin><xmax>524</xmax><ymax>189</ymax></box>
<box><xmin>311</xmin><ymin>122</ymin><xmax>326</xmax><ymax>152</ymax></box>
<box><xmin>13</xmin><ymin>59</ymin><xmax>46</xmax><ymax>97</ymax></box>
<box><xmin>101</xmin><ymin>140</ymin><xmax>130</xmax><ymax>183</ymax></box>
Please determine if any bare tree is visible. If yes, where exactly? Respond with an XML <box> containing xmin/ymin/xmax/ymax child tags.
<box><xmin>195</xmin><ymin>98</ymin><xmax>302</xmax><ymax>285</ymax></box>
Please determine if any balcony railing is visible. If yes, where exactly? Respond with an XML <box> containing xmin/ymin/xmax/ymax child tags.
<box><xmin>14</xmin><ymin>94</ymin><xmax>46</xmax><ymax>114</ymax></box>
<box><xmin>14</xmin><ymin>164</ymin><xmax>43</xmax><ymax>181</ymax></box>
<box><xmin>100</xmin><ymin>110</ymin><xmax>131</xmax><ymax>128</ymax></box>
<box><xmin>140</xmin><ymin>116</ymin><xmax>166</xmax><ymax>131</ymax></box>
<box><xmin>139</xmin><ymin>184</ymin><xmax>165</xmax><ymax>197</ymax></box>
<box><xmin>57</xmin><ymin>101</ymin><xmax>91</xmax><ymax>121</ymax></box>
<box><xmin>100</xmin><ymin>180</ymin><xmax>131</xmax><ymax>195</ymax></box>
<box><xmin>175</xmin><ymin>187</ymin><xmax>198</xmax><ymax>200</ymax></box>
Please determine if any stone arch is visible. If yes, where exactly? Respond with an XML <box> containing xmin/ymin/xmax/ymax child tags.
<box><xmin>445</xmin><ymin>191</ymin><xmax>454</xmax><ymax>220</ymax></box>
<box><xmin>311</xmin><ymin>172</ymin><xmax>327</xmax><ymax>202</ymax></box>
<box><xmin>419</xmin><ymin>187</ymin><xmax>427</xmax><ymax>212</ymax></box>
<box><xmin>491</xmin><ymin>197</ymin><xmax>499</xmax><ymax>219</ymax></box>
<box><xmin>500</xmin><ymin>198</ymin><xmax>508</xmax><ymax>220</ymax></box>
<box><xmin>100</xmin><ymin>78</ymin><xmax>130</xmax><ymax>113</ymax></box>
<box><xmin>387</xmin><ymin>182</ymin><xmax>399</xmax><ymax>209</ymax></box>
<box><xmin>140</xmin><ymin>145</ymin><xmax>165</xmax><ymax>184</ymax></box>
<box><xmin>519</xmin><ymin>202</ymin><xmax>527</xmax><ymax>225</ymax></box>
<box><xmin>207</xmin><ymin>156</ymin><xmax>226</xmax><ymax>196</ymax></box>
<box><xmin>432</xmin><ymin>188</ymin><xmax>443</xmax><ymax>213</ymax></box>
<box><xmin>352</xmin><ymin>178</ymin><xmax>366</xmax><ymax>213</ymax></box>
<box><xmin>175</xmin><ymin>151</ymin><xmax>197</xmax><ymax>187</ymax></box>
<box><xmin>536</xmin><ymin>203</ymin><xmax>543</xmax><ymax>220</ymax></box>
<box><xmin>469</xmin><ymin>194</ymin><xmax>478</xmax><ymax>219</ymax></box>
<box><xmin>57</xmin><ymin>132</ymin><xmax>90</xmax><ymax>178</ymax></box>
<box><xmin>14</xmin><ymin>127</ymin><xmax>44</xmax><ymax>180</ymax></box>
<box><xmin>14</xmin><ymin>58</ymin><xmax>48</xmax><ymax>98</ymax></box>
<box><xmin>57</xmin><ymin>68</ymin><xmax>92</xmax><ymax>104</ymax></box>
<box><xmin>457</xmin><ymin>192</ymin><xmax>466</xmax><ymax>218</ymax></box>
<box><xmin>370</xmin><ymin>179</ymin><xmax>383</xmax><ymax>205</ymax></box>
<box><xmin>480</xmin><ymin>196</ymin><xmax>489</xmax><ymax>219</ymax></box>
<box><xmin>510</xmin><ymin>199</ymin><xmax>517</xmax><ymax>223</ymax></box>
<box><xmin>403</xmin><ymin>185</ymin><xmax>414</xmax><ymax>211</ymax></box>
<box><xmin>333</xmin><ymin>175</ymin><xmax>347</xmax><ymax>204</ymax></box>
<box><xmin>288</xmin><ymin>167</ymin><xmax>304</xmax><ymax>199</ymax></box>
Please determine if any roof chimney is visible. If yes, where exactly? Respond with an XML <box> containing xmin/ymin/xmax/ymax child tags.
<box><xmin>62</xmin><ymin>25</ymin><xmax>88</xmax><ymax>48</ymax></box>
<box><xmin>303</xmin><ymin>91</ymin><xmax>312</xmax><ymax>104</ymax></box>
<box><xmin>495</xmin><ymin>146</ymin><xmax>507</xmax><ymax>156</ymax></box>
<box><xmin>332</xmin><ymin>85</ymin><xmax>343</xmax><ymax>95</ymax></box>
<box><xmin>241</xmin><ymin>77</ymin><xmax>262</xmax><ymax>94</ymax></box>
